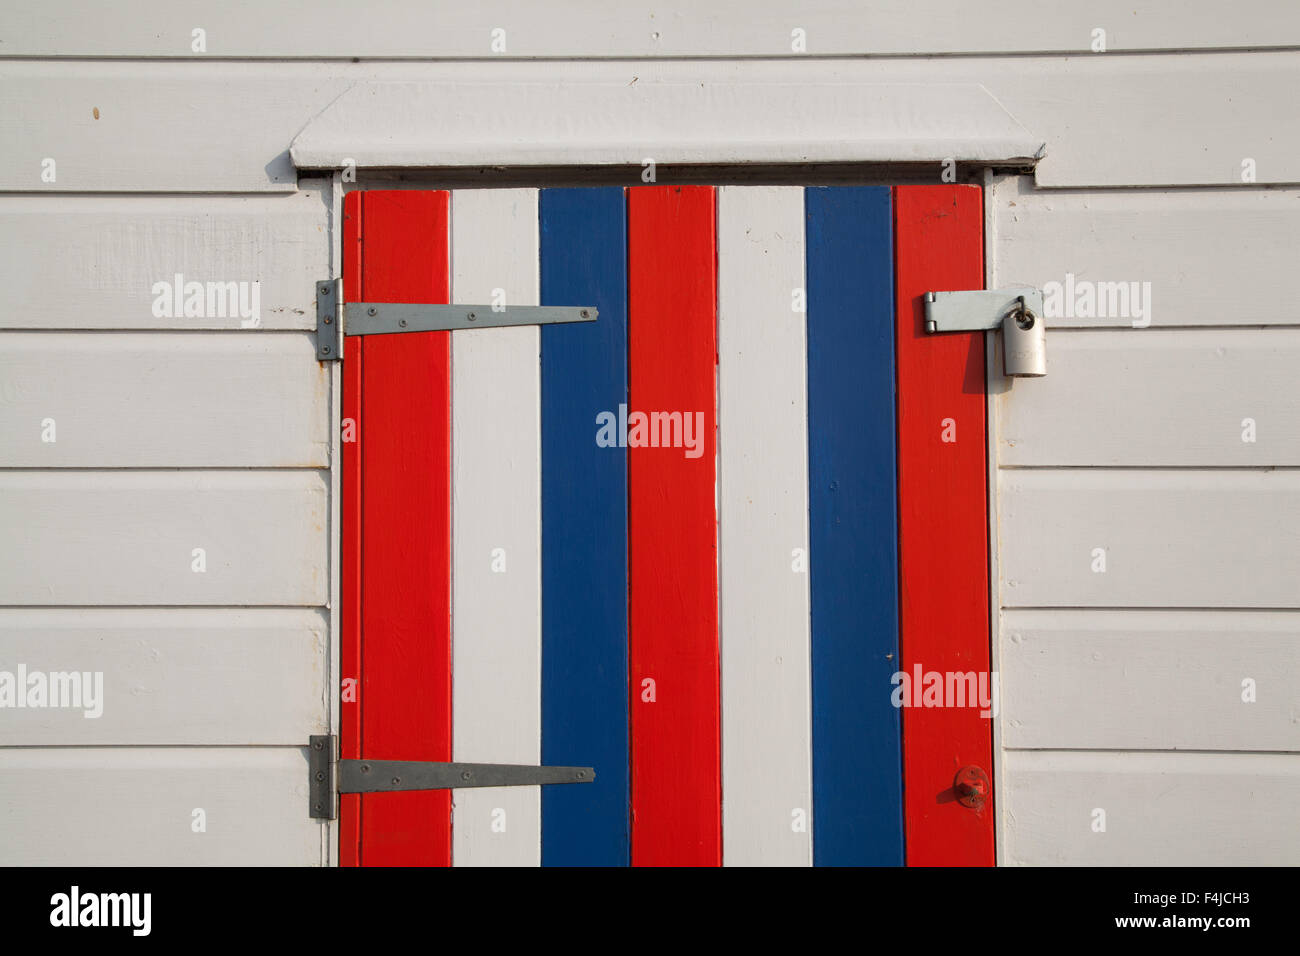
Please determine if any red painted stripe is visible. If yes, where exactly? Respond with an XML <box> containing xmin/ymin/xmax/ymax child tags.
<box><xmin>627</xmin><ymin>185</ymin><xmax>721</xmax><ymax>866</ymax></box>
<box><xmin>354</xmin><ymin>190</ymin><xmax>453</xmax><ymax>866</ymax></box>
<box><xmin>339</xmin><ymin>190</ymin><xmax>363</xmax><ymax>867</ymax></box>
<box><xmin>893</xmin><ymin>185</ymin><xmax>995</xmax><ymax>866</ymax></box>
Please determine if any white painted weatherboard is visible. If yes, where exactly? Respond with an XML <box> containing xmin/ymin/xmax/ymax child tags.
<box><xmin>7</xmin><ymin>58</ymin><xmax>1299</xmax><ymax>191</ymax></box>
<box><xmin>718</xmin><ymin>186</ymin><xmax>813</xmax><ymax>866</ymax></box>
<box><xmin>993</xmin><ymin>178</ymin><xmax>1300</xmax><ymax>328</ymax></box>
<box><xmin>0</xmin><ymin>748</ymin><xmax>322</xmax><ymax>866</ymax></box>
<box><xmin>996</xmin><ymin>330</ymin><xmax>1300</xmax><ymax>466</ymax></box>
<box><xmin>0</xmin><ymin>608</ymin><xmax>328</xmax><ymax>746</ymax></box>
<box><xmin>0</xmin><ymin>333</ymin><xmax>328</xmax><ymax>467</ymax></box>
<box><xmin>0</xmin><ymin>190</ymin><xmax>327</xmax><ymax>330</ymax></box>
<box><xmin>0</xmin><ymin>471</ymin><xmax>328</xmax><ymax>606</ymax></box>
<box><xmin>998</xmin><ymin>469</ymin><xmax>1300</xmax><ymax>609</ymax></box>
<box><xmin>1002</xmin><ymin>751</ymin><xmax>1300</xmax><ymax>866</ymax></box>
<box><xmin>9</xmin><ymin>1</ymin><xmax>1297</xmax><ymax>57</ymax></box>
<box><xmin>450</xmin><ymin>189</ymin><xmax>542</xmax><ymax>867</ymax></box>
<box><xmin>1001</xmin><ymin>610</ymin><xmax>1300</xmax><ymax>752</ymax></box>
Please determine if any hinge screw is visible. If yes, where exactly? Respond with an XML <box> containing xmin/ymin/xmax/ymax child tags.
<box><xmin>398</xmin><ymin>319</ymin><xmax>407</xmax><ymax>328</ymax></box>
<box><xmin>321</xmin><ymin>346</ymin><xmax>331</xmax><ymax>355</ymax></box>
<box><xmin>312</xmin><ymin>740</ymin><xmax>323</xmax><ymax>751</ymax></box>
<box><xmin>468</xmin><ymin>312</ymin><xmax>477</xmax><ymax>321</ymax></box>
<box><xmin>320</xmin><ymin>286</ymin><xmax>331</xmax><ymax>295</ymax></box>
<box><xmin>461</xmin><ymin>771</ymin><xmax>472</xmax><ymax>781</ymax></box>
<box><xmin>580</xmin><ymin>310</ymin><xmax>589</xmax><ymax>318</ymax></box>
<box><xmin>391</xmin><ymin>777</ymin><xmax>401</xmax><ymax>786</ymax></box>
<box><xmin>360</xmin><ymin>764</ymin><xmax>371</xmax><ymax>774</ymax></box>
<box><xmin>367</xmin><ymin>307</ymin><xmax>377</xmax><ymax>316</ymax></box>
<box><xmin>323</xmin><ymin>315</ymin><xmax>332</xmax><ymax>325</ymax></box>
<box><xmin>315</xmin><ymin>771</ymin><xmax>325</xmax><ymax>782</ymax></box>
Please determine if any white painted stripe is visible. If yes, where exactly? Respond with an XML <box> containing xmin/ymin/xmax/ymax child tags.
<box><xmin>718</xmin><ymin>186</ymin><xmax>813</xmax><ymax>865</ymax></box>
<box><xmin>450</xmin><ymin>188</ymin><xmax>542</xmax><ymax>867</ymax></box>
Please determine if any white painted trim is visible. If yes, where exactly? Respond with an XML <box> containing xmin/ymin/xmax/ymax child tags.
<box><xmin>291</xmin><ymin>80</ymin><xmax>1042</xmax><ymax>170</ymax></box>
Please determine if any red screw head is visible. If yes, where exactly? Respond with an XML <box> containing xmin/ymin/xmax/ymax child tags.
<box><xmin>954</xmin><ymin>766</ymin><xmax>990</xmax><ymax>809</ymax></box>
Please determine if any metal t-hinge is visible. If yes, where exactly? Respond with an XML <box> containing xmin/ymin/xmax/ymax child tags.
<box><xmin>924</xmin><ymin>287</ymin><xmax>1047</xmax><ymax>377</ymax></box>
<box><xmin>315</xmin><ymin>278</ymin><xmax>597</xmax><ymax>361</ymax></box>
<box><xmin>308</xmin><ymin>735</ymin><xmax>594</xmax><ymax>820</ymax></box>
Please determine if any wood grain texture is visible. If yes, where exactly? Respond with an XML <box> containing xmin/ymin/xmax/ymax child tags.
<box><xmin>999</xmin><ymin>470</ymin><xmax>1300</xmax><ymax>609</ymax></box>
<box><xmin>1001</xmin><ymin>609</ymin><xmax>1300</xmax><ymax>752</ymax></box>
<box><xmin>12</xmin><ymin>2</ymin><xmax>1298</xmax><ymax>56</ymax></box>
<box><xmin>992</xmin><ymin>177</ymin><xmax>1300</xmax><ymax>327</ymax></box>
<box><xmin>539</xmin><ymin>187</ymin><xmax>630</xmax><ymax>866</ymax></box>
<box><xmin>0</xmin><ymin>332</ymin><xmax>328</xmax><ymax>467</ymax></box>
<box><xmin>805</xmin><ymin>186</ymin><xmax>902</xmax><ymax>866</ymax></box>
<box><xmin>0</xmin><ymin>190</ymin><xmax>326</xmax><ymax>328</ymax></box>
<box><xmin>0</xmin><ymin>470</ymin><xmax>326</xmax><ymax>606</ymax></box>
<box><xmin>627</xmin><ymin>185</ymin><xmax>720</xmax><ymax>866</ymax></box>
<box><xmin>0</xmin><ymin>748</ymin><xmax>323</xmax><ymax>866</ymax></box>
<box><xmin>450</xmin><ymin>188</ymin><xmax>541</xmax><ymax>866</ymax></box>
<box><xmin>996</xmin><ymin>330</ymin><xmax>1300</xmax><ymax>466</ymax></box>
<box><xmin>355</xmin><ymin>190</ymin><xmax>453</xmax><ymax>866</ymax></box>
<box><xmin>1002</xmin><ymin>750</ymin><xmax>1300</xmax><ymax>865</ymax></box>
<box><xmin>717</xmin><ymin>186</ymin><xmax>812</xmax><ymax>866</ymax></box>
<box><xmin>894</xmin><ymin>185</ymin><xmax>994</xmax><ymax>866</ymax></box>
<box><xmin>0</xmin><ymin>608</ymin><xmax>327</xmax><ymax>745</ymax></box>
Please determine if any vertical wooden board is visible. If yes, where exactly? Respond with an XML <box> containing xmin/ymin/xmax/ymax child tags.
<box><xmin>358</xmin><ymin>190</ymin><xmax>453</xmax><ymax>866</ymax></box>
<box><xmin>804</xmin><ymin>187</ymin><xmax>903</xmax><ymax>866</ymax></box>
<box><xmin>451</xmin><ymin>189</ymin><xmax>542</xmax><ymax>866</ymax></box>
<box><xmin>339</xmin><ymin>189</ymin><xmax>363</xmax><ymax>867</ymax></box>
<box><xmin>893</xmin><ymin>184</ymin><xmax>994</xmax><ymax>866</ymax></box>
<box><xmin>716</xmin><ymin>186</ymin><xmax>813</xmax><ymax>866</ymax></box>
<box><xmin>539</xmin><ymin>188</ymin><xmax>630</xmax><ymax>866</ymax></box>
<box><xmin>627</xmin><ymin>185</ymin><xmax>720</xmax><ymax>866</ymax></box>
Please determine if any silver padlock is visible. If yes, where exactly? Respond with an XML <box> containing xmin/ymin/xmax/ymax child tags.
<box><xmin>1002</xmin><ymin>298</ymin><xmax>1046</xmax><ymax>377</ymax></box>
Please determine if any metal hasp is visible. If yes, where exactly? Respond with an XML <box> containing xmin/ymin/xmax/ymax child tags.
<box><xmin>924</xmin><ymin>287</ymin><xmax>1047</xmax><ymax>377</ymax></box>
<box><xmin>308</xmin><ymin>735</ymin><xmax>595</xmax><ymax>820</ymax></box>
<box><xmin>315</xmin><ymin>277</ymin><xmax>596</xmax><ymax>361</ymax></box>
<box><xmin>924</xmin><ymin>287</ymin><xmax>1042</xmax><ymax>333</ymax></box>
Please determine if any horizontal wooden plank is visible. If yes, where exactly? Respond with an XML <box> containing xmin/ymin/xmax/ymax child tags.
<box><xmin>1001</xmin><ymin>610</ymin><xmax>1300</xmax><ymax>751</ymax></box>
<box><xmin>0</xmin><ymin>747</ymin><xmax>323</xmax><ymax>865</ymax></box>
<box><xmin>0</xmin><ymin>608</ymin><xmax>328</xmax><ymax>745</ymax></box>
<box><xmin>3</xmin><ymin>57</ymin><xmax>1298</xmax><ymax>190</ymax></box>
<box><xmin>997</xmin><ymin>330</ymin><xmax>1300</xmax><ymax>465</ymax></box>
<box><xmin>0</xmin><ymin>65</ymin><xmax>349</xmax><ymax>191</ymax></box>
<box><xmin>998</xmin><ymin>470</ymin><xmax>1300</xmax><ymax>608</ymax></box>
<box><xmin>0</xmin><ymin>471</ymin><xmax>328</xmax><ymax>606</ymax></box>
<box><xmin>7</xmin><ymin>1</ymin><xmax>1299</xmax><ymax>56</ymax></box>
<box><xmin>0</xmin><ymin>191</ymin><xmax>326</xmax><ymax>328</ymax></box>
<box><xmin>992</xmin><ymin>178</ymin><xmax>1300</xmax><ymax>327</ymax></box>
<box><xmin>1002</xmin><ymin>750</ymin><xmax>1300</xmax><ymax>865</ymax></box>
<box><xmin>0</xmin><ymin>333</ymin><xmax>328</xmax><ymax>466</ymax></box>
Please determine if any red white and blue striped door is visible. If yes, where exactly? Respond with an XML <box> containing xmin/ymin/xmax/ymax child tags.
<box><xmin>341</xmin><ymin>184</ymin><xmax>993</xmax><ymax>866</ymax></box>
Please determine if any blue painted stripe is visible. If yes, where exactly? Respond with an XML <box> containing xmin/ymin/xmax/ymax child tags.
<box><xmin>805</xmin><ymin>186</ymin><xmax>904</xmax><ymax>865</ymax></box>
<box><xmin>540</xmin><ymin>187</ymin><xmax>630</xmax><ymax>866</ymax></box>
